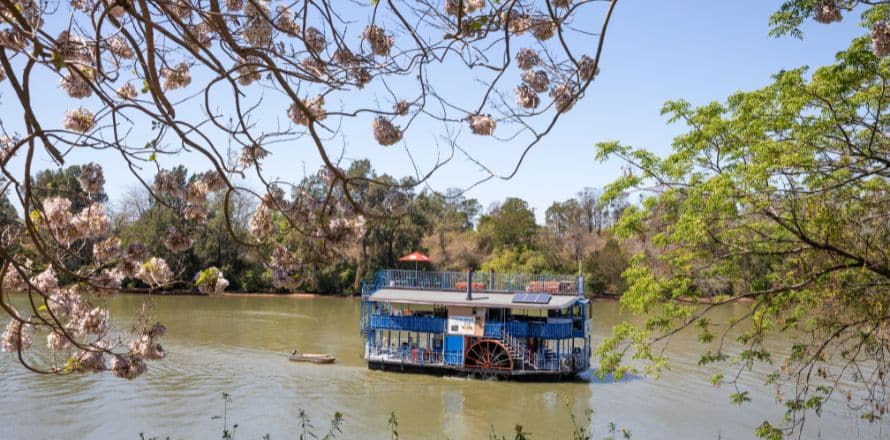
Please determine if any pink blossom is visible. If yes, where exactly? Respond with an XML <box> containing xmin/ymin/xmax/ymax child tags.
<box><xmin>164</xmin><ymin>226</ymin><xmax>192</xmax><ymax>253</ymax></box>
<box><xmin>304</xmin><ymin>27</ymin><xmax>326</xmax><ymax>53</ymax></box>
<box><xmin>814</xmin><ymin>1</ymin><xmax>842</xmax><ymax>24</ymax></box>
<box><xmin>185</xmin><ymin>179</ymin><xmax>210</xmax><ymax>204</ymax></box>
<box><xmin>514</xmin><ymin>84</ymin><xmax>540</xmax><ymax>109</ymax></box>
<box><xmin>94</xmin><ymin>236</ymin><xmax>121</xmax><ymax>262</ymax></box>
<box><xmin>93</xmin><ymin>267</ymin><xmax>124</xmax><ymax>294</ymax></box>
<box><xmin>160</xmin><ymin>62</ymin><xmax>191</xmax><ymax>91</ymax></box>
<box><xmin>516</xmin><ymin>48</ymin><xmax>540</xmax><ymax>70</ymax></box>
<box><xmin>60</xmin><ymin>71</ymin><xmax>93</xmax><ymax>99</ymax></box>
<box><xmin>1</xmin><ymin>319</ymin><xmax>32</xmax><ymax>352</ymax></box>
<box><xmin>351</xmin><ymin>67</ymin><xmax>372</xmax><ymax>88</ymax></box>
<box><xmin>236</xmin><ymin>57</ymin><xmax>261</xmax><ymax>86</ymax></box>
<box><xmin>200</xmin><ymin>170</ymin><xmax>227</xmax><ymax>192</ymax></box>
<box><xmin>269</xmin><ymin>245</ymin><xmax>301</xmax><ymax>289</ymax></box>
<box><xmin>446</xmin><ymin>0</ymin><xmax>484</xmax><ymax>15</ymax></box>
<box><xmin>48</xmin><ymin>288</ymin><xmax>82</xmax><ymax>318</ymax></box>
<box><xmin>78</xmin><ymin>163</ymin><xmax>105</xmax><ymax>194</ymax></box>
<box><xmin>123</xmin><ymin>242</ymin><xmax>150</xmax><ymax>263</ymax></box>
<box><xmin>363</xmin><ymin>25</ymin><xmax>394</xmax><ymax>56</ymax></box>
<box><xmin>70</xmin><ymin>0</ymin><xmax>91</xmax><ymax>12</ymax></box>
<box><xmin>468</xmin><ymin>114</ymin><xmax>496</xmax><ymax>136</ymax></box>
<box><xmin>1</xmin><ymin>263</ymin><xmax>28</xmax><ymax>292</ymax></box>
<box><xmin>372</xmin><ymin>117</ymin><xmax>402</xmax><ymax>146</ymax></box>
<box><xmin>301</xmin><ymin>57</ymin><xmax>327</xmax><ymax>78</ymax></box>
<box><xmin>107</xmin><ymin>36</ymin><xmax>134</xmax><ymax>59</ymax></box>
<box><xmin>116</xmin><ymin>82</ymin><xmax>138</xmax><ymax>100</ymax></box>
<box><xmin>55</xmin><ymin>31</ymin><xmax>90</xmax><ymax>64</ymax></box>
<box><xmin>531</xmin><ymin>18</ymin><xmax>555</xmax><ymax>41</ymax></box>
<box><xmin>578</xmin><ymin>55</ymin><xmax>600</xmax><ymax>82</ymax></box>
<box><xmin>111</xmin><ymin>354</ymin><xmax>147</xmax><ymax>379</ymax></box>
<box><xmin>46</xmin><ymin>331</ymin><xmax>71</xmax><ymax>350</ymax></box>
<box><xmin>184</xmin><ymin>22</ymin><xmax>214</xmax><ymax>51</ymax></box>
<box><xmin>873</xmin><ymin>22</ymin><xmax>890</xmax><ymax>57</ymax></box>
<box><xmin>240</xmin><ymin>144</ymin><xmax>270</xmax><ymax>169</ymax></box>
<box><xmin>31</xmin><ymin>266</ymin><xmax>60</xmax><ymax>295</ymax></box>
<box><xmin>71</xmin><ymin>305</ymin><xmax>108</xmax><ymax>335</ymax></box>
<box><xmin>104</xmin><ymin>0</ymin><xmax>127</xmax><ymax>18</ymax></box>
<box><xmin>550</xmin><ymin>82</ymin><xmax>578</xmax><ymax>113</ymax></box>
<box><xmin>62</xmin><ymin>108</ymin><xmax>96</xmax><ymax>133</ymax></box>
<box><xmin>183</xmin><ymin>201</ymin><xmax>209</xmax><ymax>224</ymax></box>
<box><xmin>75</xmin><ymin>203</ymin><xmax>110</xmax><ymax>238</ymax></box>
<box><xmin>0</xmin><ymin>29</ymin><xmax>27</xmax><ymax>52</ymax></box>
<box><xmin>503</xmin><ymin>12</ymin><xmax>530</xmax><ymax>35</ymax></box>
<box><xmin>393</xmin><ymin>100</ymin><xmax>410</xmax><ymax>115</ymax></box>
<box><xmin>287</xmin><ymin>96</ymin><xmax>327</xmax><ymax>126</ymax></box>
<box><xmin>195</xmin><ymin>267</ymin><xmax>228</xmax><ymax>295</ymax></box>
<box><xmin>276</xmin><ymin>6</ymin><xmax>300</xmax><ymax>36</ymax></box>
<box><xmin>152</xmin><ymin>169</ymin><xmax>185</xmax><ymax>197</ymax></box>
<box><xmin>165</xmin><ymin>0</ymin><xmax>192</xmax><ymax>21</ymax></box>
<box><xmin>129</xmin><ymin>334</ymin><xmax>166</xmax><ymax>360</ymax></box>
<box><xmin>521</xmin><ymin>69</ymin><xmax>549</xmax><ymax>93</ymax></box>
<box><xmin>118</xmin><ymin>259</ymin><xmax>139</xmax><ymax>278</ymax></box>
<box><xmin>75</xmin><ymin>348</ymin><xmax>107</xmax><ymax>372</ymax></box>
<box><xmin>136</xmin><ymin>257</ymin><xmax>172</xmax><ymax>287</ymax></box>
<box><xmin>243</xmin><ymin>0</ymin><xmax>272</xmax><ymax>47</ymax></box>
<box><xmin>249</xmin><ymin>203</ymin><xmax>274</xmax><ymax>240</ymax></box>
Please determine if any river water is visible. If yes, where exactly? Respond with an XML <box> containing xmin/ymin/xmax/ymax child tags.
<box><xmin>1</xmin><ymin>295</ymin><xmax>886</xmax><ymax>439</ymax></box>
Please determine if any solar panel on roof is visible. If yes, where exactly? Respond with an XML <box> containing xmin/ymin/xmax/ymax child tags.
<box><xmin>512</xmin><ymin>293</ymin><xmax>552</xmax><ymax>304</ymax></box>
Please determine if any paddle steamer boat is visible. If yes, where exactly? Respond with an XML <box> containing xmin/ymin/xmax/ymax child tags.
<box><xmin>359</xmin><ymin>269</ymin><xmax>592</xmax><ymax>381</ymax></box>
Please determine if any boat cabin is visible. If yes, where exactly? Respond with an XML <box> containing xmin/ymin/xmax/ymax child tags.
<box><xmin>360</xmin><ymin>269</ymin><xmax>592</xmax><ymax>380</ymax></box>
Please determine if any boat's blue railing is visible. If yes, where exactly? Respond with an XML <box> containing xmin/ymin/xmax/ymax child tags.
<box><xmin>369</xmin><ymin>315</ymin><xmax>447</xmax><ymax>333</ymax></box>
<box><xmin>485</xmin><ymin>320</ymin><xmax>574</xmax><ymax>340</ymax></box>
<box><xmin>370</xmin><ymin>316</ymin><xmax>573</xmax><ymax>340</ymax></box>
<box><xmin>484</xmin><ymin>322</ymin><xmax>503</xmax><ymax>338</ymax></box>
<box><xmin>373</xmin><ymin>269</ymin><xmax>583</xmax><ymax>295</ymax></box>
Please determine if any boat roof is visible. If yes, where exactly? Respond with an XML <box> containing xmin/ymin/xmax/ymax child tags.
<box><xmin>369</xmin><ymin>288</ymin><xmax>581</xmax><ymax>310</ymax></box>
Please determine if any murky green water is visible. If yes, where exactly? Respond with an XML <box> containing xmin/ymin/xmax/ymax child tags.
<box><xmin>0</xmin><ymin>295</ymin><xmax>885</xmax><ymax>439</ymax></box>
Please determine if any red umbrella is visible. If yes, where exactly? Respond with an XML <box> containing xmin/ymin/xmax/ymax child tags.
<box><xmin>399</xmin><ymin>251</ymin><xmax>432</xmax><ymax>271</ymax></box>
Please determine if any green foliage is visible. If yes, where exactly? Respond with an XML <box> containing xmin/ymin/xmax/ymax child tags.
<box><xmin>0</xmin><ymin>185</ymin><xmax>18</xmax><ymax>229</ymax></box>
<box><xmin>477</xmin><ymin>197</ymin><xmax>538</xmax><ymax>251</ymax></box>
<box><xmin>597</xmin><ymin>21</ymin><xmax>890</xmax><ymax>436</ymax></box>
<box><xmin>482</xmin><ymin>247</ymin><xmax>552</xmax><ymax>274</ymax></box>
<box><xmin>581</xmin><ymin>238</ymin><xmax>628</xmax><ymax>295</ymax></box>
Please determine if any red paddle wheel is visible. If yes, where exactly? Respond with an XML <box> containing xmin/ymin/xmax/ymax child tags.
<box><xmin>463</xmin><ymin>339</ymin><xmax>514</xmax><ymax>371</ymax></box>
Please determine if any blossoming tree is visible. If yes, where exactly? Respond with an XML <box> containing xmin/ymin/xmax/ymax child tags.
<box><xmin>0</xmin><ymin>0</ymin><xmax>618</xmax><ymax>378</ymax></box>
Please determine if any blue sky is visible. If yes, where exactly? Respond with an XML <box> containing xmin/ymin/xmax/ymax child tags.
<box><xmin>4</xmin><ymin>1</ymin><xmax>866</xmax><ymax>222</ymax></box>
<box><xmin>454</xmin><ymin>0</ymin><xmax>863</xmax><ymax>220</ymax></box>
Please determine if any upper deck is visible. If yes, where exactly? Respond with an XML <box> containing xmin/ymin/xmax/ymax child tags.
<box><xmin>363</xmin><ymin>269</ymin><xmax>585</xmax><ymax>310</ymax></box>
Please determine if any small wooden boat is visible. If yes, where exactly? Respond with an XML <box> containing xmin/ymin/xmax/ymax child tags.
<box><xmin>289</xmin><ymin>350</ymin><xmax>336</xmax><ymax>364</ymax></box>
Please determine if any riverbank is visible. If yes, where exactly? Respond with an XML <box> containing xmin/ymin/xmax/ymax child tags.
<box><xmin>120</xmin><ymin>288</ymin><xmax>352</xmax><ymax>298</ymax></box>
<box><xmin>122</xmin><ymin>288</ymin><xmax>621</xmax><ymax>301</ymax></box>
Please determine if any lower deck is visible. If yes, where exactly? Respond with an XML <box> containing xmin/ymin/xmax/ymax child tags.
<box><xmin>364</xmin><ymin>332</ymin><xmax>591</xmax><ymax>380</ymax></box>
<box><xmin>366</xmin><ymin>358</ymin><xmax>587</xmax><ymax>382</ymax></box>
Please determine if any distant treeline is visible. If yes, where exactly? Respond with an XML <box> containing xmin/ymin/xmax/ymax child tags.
<box><xmin>0</xmin><ymin>160</ymin><xmax>632</xmax><ymax>296</ymax></box>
